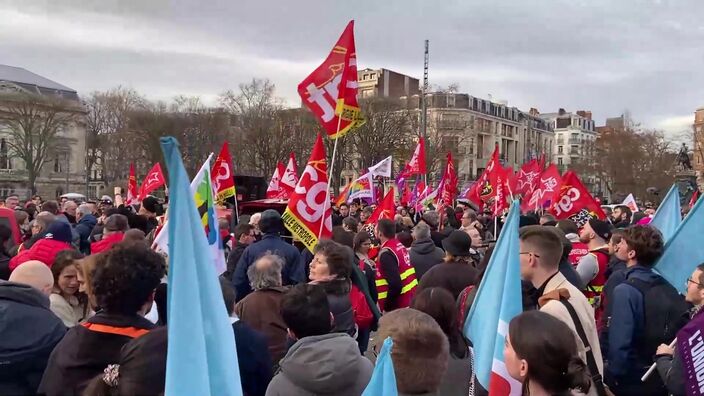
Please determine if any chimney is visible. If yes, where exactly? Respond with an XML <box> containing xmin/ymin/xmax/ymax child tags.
<box><xmin>558</xmin><ymin>108</ymin><xmax>566</xmax><ymax>115</ymax></box>
<box><xmin>576</xmin><ymin>110</ymin><xmax>592</xmax><ymax>120</ymax></box>
<box><xmin>529</xmin><ymin>107</ymin><xmax>540</xmax><ymax>116</ymax></box>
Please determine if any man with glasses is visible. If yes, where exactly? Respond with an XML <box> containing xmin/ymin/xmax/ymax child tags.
<box><xmin>519</xmin><ymin>225</ymin><xmax>604</xmax><ymax>396</ymax></box>
<box><xmin>224</xmin><ymin>223</ymin><xmax>257</xmax><ymax>282</ymax></box>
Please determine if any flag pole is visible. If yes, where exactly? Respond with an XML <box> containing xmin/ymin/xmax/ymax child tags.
<box><xmin>319</xmin><ymin>116</ymin><xmax>343</xmax><ymax>238</ymax></box>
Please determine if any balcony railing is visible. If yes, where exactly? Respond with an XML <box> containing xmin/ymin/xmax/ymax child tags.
<box><xmin>568</xmin><ymin>138</ymin><xmax>582</xmax><ymax>144</ymax></box>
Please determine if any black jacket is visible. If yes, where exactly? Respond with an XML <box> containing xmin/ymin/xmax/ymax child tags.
<box><xmin>317</xmin><ymin>278</ymin><xmax>355</xmax><ymax>336</ymax></box>
<box><xmin>38</xmin><ymin>312</ymin><xmax>155</xmax><ymax>396</ymax></box>
<box><xmin>233</xmin><ymin>320</ymin><xmax>273</xmax><ymax>396</ymax></box>
<box><xmin>0</xmin><ymin>252</ymin><xmax>11</xmax><ymax>280</ymax></box>
<box><xmin>409</xmin><ymin>237</ymin><xmax>445</xmax><ymax>280</ymax></box>
<box><xmin>0</xmin><ymin>281</ymin><xmax>66</xmax><ymax>395</ymax></box>
<box><xmin>418</xmin><ymin>259</ymin><xmax>480</xmax><ymax>300</ymax></box>
<box><xmin>224</xmin><ymin>241</ymin><xmax>248</xmax><ymax>282</ymax></box>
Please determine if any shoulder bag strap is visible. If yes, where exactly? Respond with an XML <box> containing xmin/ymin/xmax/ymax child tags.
<box><xmin>559</xmin><ymin>298</ymin><xmax>608</xmax><ymax>396</ymax></box>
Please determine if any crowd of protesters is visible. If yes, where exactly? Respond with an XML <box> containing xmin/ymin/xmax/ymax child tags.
<box><xmin>0</xmin><ymin>189</ymin><xmax>699</xmax><ymax>396</ymax></box>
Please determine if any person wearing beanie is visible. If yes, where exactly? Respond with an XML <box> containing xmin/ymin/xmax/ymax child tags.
<box><xmin>576</xmin><ymin>219</ymin><xmax>612</xmax><ymax>328</ymax></box>
<box><xmin>233</xmin><ymin>209</ymin><xmax>302</xmax><ymax>301</ymax></box>
<box><xmin>8</xmin><ymin>222</ymin><xmax>74</xmax><ymax>272</ymax></box>
<box><xmin>417</xmin><ymin>230</ymin><xmax>479</xmax><ymax>300</ymax></box>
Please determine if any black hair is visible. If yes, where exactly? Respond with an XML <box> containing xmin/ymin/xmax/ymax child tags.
<box><xmin>41</xmin><ymin>200</ymin><xmax>59</xmax><ymax>215</ymax></box>
<box><xmin>92</xmin><ymin>244</ymin><xmax>165</xmax><ymax>315</ymax></box>
<box><xmin>509</xmin><ymin>311</ymin><xmax>591</xmax><ymax>394</ymax></box>
<box><xmin>397</xmin><ymin>231</ymin><xmax>413</xmax><ymax>248</ymax></box>
<box><xmin>615</xmin><ymin>205</ymin><xmax>632</xmax><ymax>220</ymax></box>
<box><xmin>353</xmin><ymin>231</ymin><xmax>371</xmax><ymax>253</ymax></box>
<box><xmin>281</xmin><ymin>284</ymin><xmax>332</xmax><ymax>339</ymax></box>
<box><xmin>377</xmin><ymin>218</ymin><xmax>396</xmax><ymax>239</ymax></box>
<box><xmin>342</xmin><ymin>216</ymin><xmax>358</xmax><ymax>230</ymax></box>
<box><xmin>51</xmin><ymin>250</ymin><xmax>85</xmax><ymax>288</ymax></box>
<box><xmin>234</xmin><ymin>223</ymin><xmax>254</xmax><ymax>240</ymax></box>
<box><xmin>411</xmin><ymin>287</ymin><xmax>470</xmax><ymax>359</ymax></box>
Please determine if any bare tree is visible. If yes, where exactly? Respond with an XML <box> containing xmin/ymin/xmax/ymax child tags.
<box><xmin>0</xmin><ymin>92</ymin><xmax>81</xmax><ymax>194</ymax></box>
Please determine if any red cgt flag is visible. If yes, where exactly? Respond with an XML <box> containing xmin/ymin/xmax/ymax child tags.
<box><xmin>298</xmin><ymin>20</ymin><xmax>365</xmax><ymax>139</ymax></box>
<box><xmin>510</xmin><ymin>159</ymin><xmax>541</xmax><ymax>197</ymax></box>
<box><xmin>280</xmin><ymin>152</ymin><xmax>299</xmax><ymax>196</ymax></box>
<box><xmin>521</xmin><ymin>164</ymin><xmax>562</xmax><ymax>213</ymax></box>
<box><xmin>406</xmin><ymin>137</ymin><xmax>427</xmax><ymax>175</ymax></box>
<box><xmin>437</xmin><ymin>152</ymin><xmax>458</xmax><ymax>208</ymax></box>
<box><xmin>266</xmin><ymin>161</ymin><xmax>286</xmax><ymax>199</ymax></box>
<box><xmin>366</xmin><ymin>187</ymin><xmax>396</xmax><ymax>225</ymax></box>
<box><xmin>138</xmin><ymin>162</ymin><xmax>166</xmax><ymax>200</ymax></box>
<box><xmin>467</xmin><ymin>144</ymin><xmax>500</xmax><ymax>206</ymax></box>
<box><xmin>211</xmin><ymin>142</ymin><xmax>237</xmax><ymax>203</ymax></box>
<box><xmin>126</xmin><ymin>163</ymin><xmax>138</xmax><ymax>205</ymax></box>
<box><xmin>492</xmin><ymin>165</ymin><xmax>512</xmax><ymax>217</ymax></box>
<box><xmin>282</xmin><ymin>134</ymin><xmax>333</xmax><ymax>253</ymax></box>
<box><xmin>550</xmin><ymin>171</ymin><xmax>606</xmax><ymax>227</ymax></box>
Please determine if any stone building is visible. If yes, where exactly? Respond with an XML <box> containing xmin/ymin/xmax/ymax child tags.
<box><xmin>0</xmin><ymin>65</ymin><xmax>87</xmax><ymax>200</ymax></box>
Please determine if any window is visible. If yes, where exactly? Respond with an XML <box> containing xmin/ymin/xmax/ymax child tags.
<box><xmin>447</xmin><ymin>94</ymin><xmax>455</xmax><ymax>108</ymax></box>
<box><xmin>54</xmin><ymin>155</ymin><xmax>63</xmax><ymax>173</ymax></box>
<box><xmin>558</xmin><ymin>146</ymin><xmax>563</xmax><ymax>154</ymax></box>
<box><xmin>558</xmin><ymin>157</ymin><xmax>563</xmax><ymax>165</ymax></box>
<box><xmin>0</xmin><ymin>139</ymin><xmax>10</xmax><ymax>170</ymax></box>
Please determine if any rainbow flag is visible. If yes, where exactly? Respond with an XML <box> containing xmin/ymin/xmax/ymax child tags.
<box><xmin>348</xmin><ymin>172</ymin><xmax>374</xmax><ymax>203</ymax></box>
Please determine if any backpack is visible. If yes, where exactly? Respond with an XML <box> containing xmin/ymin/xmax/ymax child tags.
<box><xmin>349</xmin><ymin>258</ymin><xmax>375</xmax><ymax>330</ymax></box>
<box><xmin>626</xmin><ymin>275</ymin><xmax>691</xmax><ymax>362</ymax></box>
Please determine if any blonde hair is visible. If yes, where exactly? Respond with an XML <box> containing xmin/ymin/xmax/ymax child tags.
<box><xmin>76</xmin><ymin>253</ymin><xmax>107</xmax><ymax>310</ymax></box>
<box><xmin>376</xmin><ymin>308</ymin><xmax>449</xmax><ymax>394</ymax></box>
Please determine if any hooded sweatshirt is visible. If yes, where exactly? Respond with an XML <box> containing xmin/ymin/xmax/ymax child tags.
<box><xmin>0</xmin><ymin>281</ymin><xmax>67</xmax><ymax>395</ymax></box>
<box><xmin>265</xmin><ymin>333</ymin><xmax>373</xmax><ymax>396</ymax></box>
<box><xmin>409</xmin><ymin>237</ymin><xmax>445</xmax><ymax>280</ymax></box>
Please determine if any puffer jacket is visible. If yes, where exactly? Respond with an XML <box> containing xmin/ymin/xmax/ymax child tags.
<box><xmin>265</xmin><ymin>333</ymin><xmax>373</xmax><ymax>396</ymax></box>
<box><xmin>8</xmin><ymin>239</ymin><xmax>72</xmax><ymax>271</ymax></box>
<box><xmin>90</xmin><ymin>232</ymin><xmax>124</xmax><ymax>254</ymax></box>
<box><xmin>315</xmin><ymin>278</ymin><xmax>355</xmax><ymax>336</ymax></box>
<box><xmin>0</xmin><ymin>281</ymin><xmax>67</xmax><ymax>395</ymax></box>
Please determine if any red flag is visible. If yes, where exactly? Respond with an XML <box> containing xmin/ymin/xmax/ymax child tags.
<box><xmin>550</xmin><ymin>171</ymin><xmax>606</xmax><ymax>227</ymax></box>
<box><xmin>538</xmin><ymin>152</ymin><xmax>546</xmax><ymax>170</ymax></box>
<box><xmin>510</xmin><ymin>159</ymin><xmax>541</xmax><ymax>197</ymax></box>
<box><xmin>334</xmin><ymin>181</ymin><xmax>352</xmax><ymax>207</ymax></box>
<box><xmin>406</xmin><ymin>137</ymin><xmax>427</xmax><ymax>175</ymax></box>
<box><xmin>282</xmin><ymin>135</ymin><xmax>333</xmax><ymax>252</ymax></box>
<box><xmin>493</xmin><ymin>166</ymin><xmax>511</xmax><ymax>217</ymax></box>
<box><xmin>690</xmin><ymin>190</ymin><xmax>700</xmax><ymax>208</ymax></box>
<box><xmin>298</xmin><ymin>21</ymin><xmax>364</xmax><ymax>139</ymax></box>
<box><xmin>467</xmin><ymin>144</ymin><xmax>500</xmax><ymax>206</ymax></box>
<box><xmin>126</xmin><ymin>163</ymin><xmax>138</xmax><ymax>205</ymax></box>
<box><xmin>521</xmin><ymin>164</ymin><xmax>562</xmax><ymax>213</ymax></box>
<box><xmin>401</xmin><ymin>182</ymin><xmax>412</xmax><ymax>206</ymax></box>
<box><xmin>266</xmin><ymin>162</ymin><xmax>286</xmax><ymax>199</ymax></box>
<box><xmin>211</xmin><ymin>142</ymin><xmax>236</xmax><ymax>203</ymax></box>
<box><xmin>367</xmin><ymin>187</ymin><xmax>396</xmax><ymax>224</ymax></box>
<box><xmin>280</xmin><ymin>153</ymin><xmax>299</xmax><ymax>195</ymax></box>
<box><xmin>138</xmin><ymin>163</ymin><xmax>165</xmax><ymax>200</ymax></box>
<box><xmin>437</xmin><ymin>152</ymin><xmax>458</xmax><ymax>207</ymax></box>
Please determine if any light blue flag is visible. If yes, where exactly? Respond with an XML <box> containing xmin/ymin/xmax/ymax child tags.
<box><xmin>654</xmin><ymin>194</ymin><xmax>704</xmax><ymax>294</ymax></box>
<box><xmin>362</xmin><ymin>337</ymin><xmax>398</xmax><ymax>396</ymax></box>
<box><xmin>650</xmin><ymin>184</ymin><xmax>681</xmax><ymax>241</ymax></box>
<box><xmin>161</xmin><ymin>137</ymin><xmax>243</xmax><ymax>396</ymax></box>
<box><xmin>463</xmin><ymin>200</ymin><xmax>522</xmax><ymax>394</ymax></box>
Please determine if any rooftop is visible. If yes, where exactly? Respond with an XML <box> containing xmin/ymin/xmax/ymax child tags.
<box><xmin>0</xmin><ymin>65</ymin><xmax>79</xmax><ymax>101</ymax></box>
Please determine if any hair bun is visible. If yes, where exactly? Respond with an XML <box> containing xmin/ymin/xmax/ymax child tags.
<box><xmin>566</xmin><ymin>356</ymin><xmax>591</xmax><ymax>393</ymax></box>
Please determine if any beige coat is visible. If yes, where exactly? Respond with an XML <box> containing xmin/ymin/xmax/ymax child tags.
<box><xmin>539</xmin><ymin>272</ymin><xmax>603</xmax><ymax>396</ymax></box>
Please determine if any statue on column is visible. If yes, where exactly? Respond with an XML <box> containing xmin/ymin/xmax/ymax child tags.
<box><xmin>677</xmin><ymin>143</ymin><xmax>693</xmax><ymax>171</ymax></box>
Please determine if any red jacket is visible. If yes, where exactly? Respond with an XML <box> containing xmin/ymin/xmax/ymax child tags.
<box><xmin>9</xmin><ymin>239</ymin><xmax>72</xmax><ymax>271</ymax></box>
<box><xmin>90</xmin><ymin>232</ymin><xmax>125</xmax><ymax>254</ymax></box>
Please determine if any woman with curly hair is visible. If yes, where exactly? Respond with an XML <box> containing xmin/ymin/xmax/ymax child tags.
<box><xmin>49</xmin><ymin>250</ymin><xmax>88</xmax><ymax>327</ymax></box>
<box><xmin>38</xmin><ymin>243</ymin><xmax>165</xmax><ymax>396</ymax></box>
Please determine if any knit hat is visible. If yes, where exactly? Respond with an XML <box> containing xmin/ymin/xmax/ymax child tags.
<box><xmin>141</xmin><ymin>196</ymin><xmax>163</xmax><ymax>216</ymax></box>
<box><xmin>442</xmin><ymin>230</ymin><xmax>472</xmax><ymax>256</ymax></box>
<box><xmin>588</xmin><ymin>219</ymin><xmax>612</xmax><ymax>241</ymax></box>
<box><xmin>259</xmin><ymin>209</ymin><xmax>283</xmax><ymax>234</ymax></box>
<box><xmin>44</xmin><ymin>221</ymin><xmax>73</xmax><ymax>243</ymax></box>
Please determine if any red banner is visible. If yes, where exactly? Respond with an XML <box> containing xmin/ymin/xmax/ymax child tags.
<box><xmin>550</xmin><ymin>171</ymin><xmax>606</xmax><ymax>227</ymax></box>
<box><xmin>280</xmin><ymin>152</ymin><xmax>299</xmax><ymax>195</ymax></box>
<box><xmin>266</xmin><ymin>161</ymin><xmax>286</xmax><ymax>199</ymax></box>
<box><xmin>466</xmin><ymin>144</ymin><xmax>500</xmax><ymax>206</ymax></box>
<box><xmin>298</xmin><ymin>20</ymin><xmax>364</xmax><ymax>139</ymax></box>
<box><xmin>521</xmin><ymin>164</ymin><xmax>562</xmax><ymax>213</ymax></box>
<box><xmin>493</xmin><ymin>166</ymin><xmax>511</xmax><ymax>217</ymax></box>
<box><xmin>367</xmin><ymin>187</ymin><xmax>395</xmax><ymax>224</ymax></box>
<box><xmin>211</xmin><ymin>142</ymin><xmax>236</xmax><ymax>203</ymax></box>
<box><xmin>138</xmin><ymin>163</ymin><xmax>166</xmax><ymax>200</ymax></box>
<box><xmin>126</xmin><ymin>163</ymin><xmax>138</xmax><ymax>205</ymax></box>
<box><xmin>281</xmin><ymin>134</ymin><xmax>332</xmax><ymax>252</ymax></box>
<box><xmin>437</xmin><ymin>152</ymin><xmax>458</xmax><ymax>208</ymax></box>
<box><xmin>510</xmin><ymin>159</ymin><xmax>541</xmax><ymax>197</ymax></box>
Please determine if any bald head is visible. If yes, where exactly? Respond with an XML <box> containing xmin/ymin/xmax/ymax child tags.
<box><xmin>9</xmin><ymin>260</ymin><xmax>54</xmax><ymax>296</ymax></box>
<box><xmin>248</xmin><ymin>254</ymin><xmax>283</xmax><ymax>290</ymax></box>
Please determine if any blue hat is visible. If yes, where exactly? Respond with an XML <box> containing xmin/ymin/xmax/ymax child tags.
<box><xmin>44</xmin><ymin>221</ymin><xmax>73</xmax><ymax>244</ymax></box>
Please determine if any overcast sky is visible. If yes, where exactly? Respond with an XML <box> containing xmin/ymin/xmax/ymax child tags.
<box><xmin>1</xmin><ymin>0</ymin><xmax>703</xmax><ymax>138</ymax></box>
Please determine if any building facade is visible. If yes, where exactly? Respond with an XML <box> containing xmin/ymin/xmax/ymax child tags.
<box><xmin>0</xmin><ymin>65</ymin><xmax>88</xmax><ymax>200</ymax></box>
<box><xmin>694</xmin><ymin>107</ymin><xmax>704</xmax><ymax>187</ymax></box>
<box><xmin>357</xmin><ymin>68</ymin><xmax>420</xmax><ymax>99</ymax></box>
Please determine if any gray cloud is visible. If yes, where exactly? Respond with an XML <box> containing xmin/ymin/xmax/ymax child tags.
<box><xmin>2</xmin><ymin>0</ymin><xmax>703</xmax><ymax>136</ymax></box>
